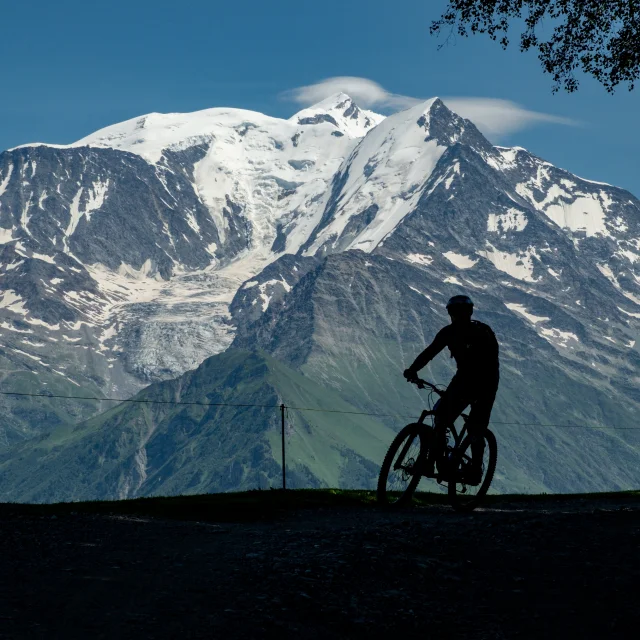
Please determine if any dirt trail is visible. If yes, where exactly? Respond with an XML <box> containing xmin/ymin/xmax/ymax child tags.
<box><xmin>1</xmin><ymin>495</ymin><xmax>638</xmax><ymax>639</ymax></box>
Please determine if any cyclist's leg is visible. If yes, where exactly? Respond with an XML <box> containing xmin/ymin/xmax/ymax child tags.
<box><xmin>433</xmin><ymin>375</ymin><xmax>471</xmax><ymax>473</ymax></box>
<box><xmin>467</xmin><ymin>378</ymin><xmax>499</xmax><ymax>466</ymax></box>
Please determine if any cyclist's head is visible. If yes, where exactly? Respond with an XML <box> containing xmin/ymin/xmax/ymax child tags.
<box><xmin>446</xmin><ymin>294</ymin><xmax>474</xmax><ymax>322</ymax></box>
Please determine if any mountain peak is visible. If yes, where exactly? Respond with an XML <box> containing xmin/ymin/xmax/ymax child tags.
<box><xmin>407</xmin><ymin>96</ymin><xmax>492</xmax><ymax>152</ymax></box>
<box><xmin>291</xmin><ymin>93</ymin><xmax>385</xmax><ymax>138</ymax></box>
<box><xmin>307</xmin><ymin>92</ymin><xmax>356</xmax><ymax>111</ymax></box>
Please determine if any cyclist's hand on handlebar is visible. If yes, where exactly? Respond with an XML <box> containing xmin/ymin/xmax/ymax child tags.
<box><xmin>405</xmin><ymin>373</ymin><xmax>443</xmax><ymax>395</ymax></box>
<box><xmin>403</xmin><ymin>368</ymin><xmax>418</xmax><ymax>382</ymax></box>
<box><xmin>404</xmin><ymin>369</ymin><xmax>426</xmax><ymax>389</ymax></box>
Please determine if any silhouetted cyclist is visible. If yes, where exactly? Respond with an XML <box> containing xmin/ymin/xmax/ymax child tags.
<box><xmin>403</xmin><ymin>295</ymin><xmax>499</xmax><ymax>484</ymax></box>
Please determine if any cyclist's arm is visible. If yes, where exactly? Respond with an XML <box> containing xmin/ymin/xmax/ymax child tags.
<box><xmin>406</xmin><ymin>327</ymin><xmax>449</xmax><ymax>376</ymax></box>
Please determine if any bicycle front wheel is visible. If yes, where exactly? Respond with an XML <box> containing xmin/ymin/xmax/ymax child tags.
<box><xmin>377</xmin><ymin>423</ymin><xmax>425</xmax><ymax>506</ymax></box>
<box><xmin>447</xmin><ymin>429</ymin><xmax>497</xmax><ymax>512</ymax></box>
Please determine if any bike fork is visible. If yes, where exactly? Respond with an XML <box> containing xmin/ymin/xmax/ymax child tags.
<box><xmin>393</xmin><ymin>433</ymin><xmax>418</xmax><ymax>471</ymax></box>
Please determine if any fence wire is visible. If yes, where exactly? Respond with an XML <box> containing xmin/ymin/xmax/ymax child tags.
<box><xmin>1</xmin><ymin>389</ymin><xmax>638</xmax><ymax>431</ymax></box>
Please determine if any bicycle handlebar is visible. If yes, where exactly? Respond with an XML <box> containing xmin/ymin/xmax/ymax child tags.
<box><xmin>410</xmin><ymin>377</ymin><xmax>443</xmax><ymax>396</ymax></box>
<box><xmin>409</xmin><ymin>377</ymin><xmax>471</xmax><ymax>421</ymax></box>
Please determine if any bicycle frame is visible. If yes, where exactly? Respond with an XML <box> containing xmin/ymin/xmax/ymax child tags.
<box><xmin>393</xmin><ymin>379</ymin><xmax>470</xmax><ymax>479</ymax></box>
<box><xmin>416</xmin><ymin>404</ymin><xmax>469</xmax><ymax>448</ymax></box>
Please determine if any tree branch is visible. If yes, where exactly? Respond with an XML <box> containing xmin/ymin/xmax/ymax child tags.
<box><xmin>430</xmin><ymin>0</ymin><xmax>640</xmax><ymax>93</ymax></box>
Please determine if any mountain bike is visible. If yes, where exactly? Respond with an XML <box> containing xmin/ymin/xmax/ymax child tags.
<box><xmin>376</xmin><ymin>377</ymin><xmax>498</xmax><ymax>512</ymax></box>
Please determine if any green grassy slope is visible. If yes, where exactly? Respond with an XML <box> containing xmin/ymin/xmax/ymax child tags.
<box><xmin>0</xmin><ymin>350</ymin><xmax>397</xmax><ymax>503</ymax></box>
<box><xmin>0</xmin><ymin>357</ymin><xmax>104</xmax><ymax>450</ymax></box>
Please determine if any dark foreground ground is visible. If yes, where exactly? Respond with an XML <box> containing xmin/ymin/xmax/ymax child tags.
<box><xmin>0</xmin><ymin>490</ymin><xmax>638</xmax><ymax>639</ymax></box>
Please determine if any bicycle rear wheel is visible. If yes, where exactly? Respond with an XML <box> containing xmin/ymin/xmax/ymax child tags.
<box><xmin>447</xmin><ymin>430</ymin><xmax>497</xmax><ymax>512</ymax></box>
<box><xmin>377</xmin><ymin>423</ymin><xmax>426</xmax><ymax>506</ymax></box>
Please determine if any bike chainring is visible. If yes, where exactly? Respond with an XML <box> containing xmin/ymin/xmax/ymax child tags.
<box><xmin>401</xmin><ymin>458</ymin><xmax>416</xmax><ymax>481</ymax></box>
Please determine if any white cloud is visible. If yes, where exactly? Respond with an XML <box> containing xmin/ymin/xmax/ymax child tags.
<box><xmin>282</xmin><ymin>76</ymin><xmax>420</xmax><ymax>111</ymax></box>
<box><xmin>441</xmin><ymin>97</ymin><xmax>576</xmax><ymax>139</ymax></box>
<box><xmin>282</xmin><ymin>76</ymin><xmax>576</xmax><ymax>139</ymax></box>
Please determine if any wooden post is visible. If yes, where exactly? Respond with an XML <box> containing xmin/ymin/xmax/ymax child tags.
<box><xmin>280</xmin><ymin>403</ymin><xmax>286</xmax><ymax>490</ymax></box>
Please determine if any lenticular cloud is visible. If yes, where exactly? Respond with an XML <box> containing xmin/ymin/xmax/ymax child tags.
<box><xmin>282</xmin><ymin>77</ymin><xmax>420</xmax><ymax>111</ymax></box>
<box><xmin>442</xmin><ymin>97</ymin><xmax>576</xmax><ymax>139</ymax></box>
<box><xmin>283</xmin><ymin>76</ymin><xmax>575</xmax><ymax>139</ymax></box>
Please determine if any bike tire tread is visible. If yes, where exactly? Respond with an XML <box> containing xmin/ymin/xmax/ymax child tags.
<box><xmin>377</xmin><ymin>424</ymin><xmax>425</xmax><ymax>507</ymax></box>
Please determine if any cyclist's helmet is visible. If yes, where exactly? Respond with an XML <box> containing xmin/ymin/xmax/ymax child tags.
<box><xmin>446</xmin><ymin>294</ymin><xmax>474</xmax><ymax>311</ymax></box>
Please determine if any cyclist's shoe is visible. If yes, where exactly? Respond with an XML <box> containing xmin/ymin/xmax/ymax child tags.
<box><xmin>435</xmin><ymin>459</ymin><xmax>451</xmax><ymax>482</ymax></box>
<box><xmin>421</xmin><ymin>461</ymin><xmax>436</xmax><ymax>478</ymax></box>
<box><xmin>462</xmin><ymin>465</ymin><xmax>483</xmax><ymax>486</ymax></box>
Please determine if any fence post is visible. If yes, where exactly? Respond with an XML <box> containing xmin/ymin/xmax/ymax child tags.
<box><xmin>280</xmin><ymin>403</ymin><xmax>286</xmax><ymax>490</ymax></box>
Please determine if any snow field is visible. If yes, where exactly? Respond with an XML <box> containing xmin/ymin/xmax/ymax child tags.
<box><xmin>304</xmin><ymin>99</ymin><xmax>447</xmax><ymax>255</ymax></box>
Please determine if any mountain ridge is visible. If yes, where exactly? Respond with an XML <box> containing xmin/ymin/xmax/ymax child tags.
<box><xmin>0</xmin><ymin>93</ymin><xmax>639</xmax><ymax>499</ymax></box>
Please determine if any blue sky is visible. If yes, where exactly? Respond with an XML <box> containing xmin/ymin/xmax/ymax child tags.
<box><xmin>1</xmin><ymin>0</ymin><xmax>638</xmax><ymax>196</ymax></box>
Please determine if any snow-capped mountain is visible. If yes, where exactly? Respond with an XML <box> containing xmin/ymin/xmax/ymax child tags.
<box><xmin>0</xmin><ymin>94</ymin><xmax>384</xmax><ymax>444</ymax></box>
<box><xmin>0</xmin><ymin>92</ymin><xmax>639</xmax><ymax>469</ymax></box>
<box><xmin>290</xmin><ymin>92</ymin><xmax>384</xmax><ymax>137</ymax></box>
